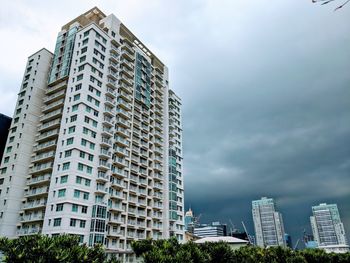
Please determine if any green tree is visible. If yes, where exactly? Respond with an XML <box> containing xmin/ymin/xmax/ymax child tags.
<box><xmin>0</xmin><ymin>234</ymin><xmax>120</xmax><ymax>263</ymax></box>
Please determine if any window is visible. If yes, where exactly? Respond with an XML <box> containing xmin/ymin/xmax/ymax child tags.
<box><xmin>73</xmin><ymin>94</ymin><xmax>80</xmax><ymax>101</ymax></box>
<box><xmin>68</xmin><ymin>126</ymin><xmax>75</xmax><ymax>134</ymax></box>
<box><xmin>58</xmin><ymin>189</ymin><xmax>66</xmax><ymax>197</ymax></box>
<box><xmin>83</xmin><ymin>192</ymin><xmax>89</xmax><ymax>200</ymax></box>
<box><xmin>84</xmin><ymin>30</ymin><xmax>89</xmax><ymax>37</ymax></box>
<box><xmin>70</xmin><ymin>218</ymin><xmax>77</xmax><ymax>227</ymax></box>
<box><xmin>56</xmin><ymin>203</ymin><xmax>64</xmax><ymax>211</ymax></box>
<box><xmin>77</xmin><ymin>74</ymin><xmax>83</xmax><ymax>81</ymax></box>
<box><xmin>65</xmin><ymin>150</ymin><xmax>72</xmax><ymax>158</ymax></box>
<box><xmin>81</xmin><ymin>47</ymin><xmax>87</xmax><ymax>54</ymax></box>
<box><xmin>88</xmin><ymin>154</ymin><xmax>94</xmax><ymax>161</ymax></box>
<box><xmin>53</xmin><ymin>218</ymin><xmax>62</xmax><ymax>227</ymax></box>
<box><xmin>89</xmin><ymin>143</ymin><xmax>95</xmax><ymax>150</ymax></box>
<box><xmin>81</xmin><ymin>139</ymin><xmax>87</xmax><ymax>146</ymax></box>
<box><xmin>80</xmin><ymin>151</ymin><xmax>86</xmax><ymax>158</ymax></box>
<box><xmin>74</xmin><ymin>190</ymin><xmax>80</xmax><ymax>198</ymax></box>
<box><xmin>72</xmin><ymin>104</ymin><xmax>79</xmax><ymax>112</ymax></box>
<box><xmin>60</xmin><ymin>175</ymin><xmax>68</xmax><ymax>184</ymax></box>
<box><xmin>86</xmin><ymin>166</ymin><xmax>92</xmax><ymax>174</ymax></box>
<box><xmin>85</xmin><ymin>179</ymin><xmax>91</xmax><ymax>187</ymax></box>
<box><xmin>70</xmin><ymin>115</ymin><xmax>77</xmax><ymax>122</ymax></box>
<box><xmin>80</xmin><ymin>55</ymin><xmax>86</xmax><ymax>62</ymax></box>
<box><xmin>82</xmin><ymin>206</ymin><xmax>88</xmax><ymax>214</ymax></box>
<box><xmin>75</xmin><ymin>84</ymin><xmax>82</xmax><ymax>91</ymax></box>
<box><xmin>76</xmin><ymin>176</ymin><xmax>82</xmax><ymax>184</ymax></box>
<box><xmin>66</xmin><ymin>138</ymin><xmax>74</xmax><ymax>145</ymax></box>
<box><xmin>72</xmin><ymin>204</ymin><xmax>78</xmax><ymax>212</ymax></box>
<box><xmin>78</xmin><ymin>163</ymin><xmax>84</xmax><ymax>171</ymax></box>
<box><xmin>80</xmin><ymin>220</ymin><xmax>86</xmax><ymax>228</ymax></box>
<box><xmin>62</xmin><ymin>162</ymin><xmax>70</xmax><ymax>171</ymax></box>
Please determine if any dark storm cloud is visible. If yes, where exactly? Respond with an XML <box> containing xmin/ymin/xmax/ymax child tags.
<box><xmin>167</xmin><ymin>1</ymin><xmax>350</xmax><ymax>243</ymax></box>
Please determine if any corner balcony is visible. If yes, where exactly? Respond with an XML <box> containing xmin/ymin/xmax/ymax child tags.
<box><xmin>110</xmin><ymin>190</ymin><xmax>123</xmax><ymax>200</ymax></box>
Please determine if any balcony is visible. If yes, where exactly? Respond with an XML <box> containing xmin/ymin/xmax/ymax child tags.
<box><xmin>102</xmin><ymin>127</ymin><xmax>113</xmax><ymax>137</ymax></box>
<box><xmin>110</xmin><ymin>190</ymin><xmax>123</xmax><ymax>200</ymax></box>
<box><xmin>29</xmin><ymin>162</ymin><xmax>53</xmax><ymax>174</ymax></box>
<box><xmin>27</xmin><ymin>174</ymin><xmax>51</xmax><ymax>186</ymax></box>
<box><xmin>103</xmin><ymin>106</ymin><xmax>115</xmax><ymax>117</ymax></box>
<box><xmin>108</xmin><ymin>204</ymin><xmax>124</xmax><ymax>213</ymax></box>
<box><xmin>109</xmin><ymin>51</ymin><xmax>119</xmax><ymax>63</ymax></box>
<box><xmin>21</xmin><ymin>213</ymin><xmax>45</xmax><ymax>223</ymax></box>
<box><xmin>114</xmin><ymin>146</ymin><xmax>128</xmax><ymax>157</ymax></box>
<box><xmin>97</xmin><ymin>172</ymin><xmax>109</xmax><ymax>182</ymax></box>
<box><xmin>106</xmin><ymin>87</ymin><xmax>117</xmax><ymax>98</ymax></box>
<box><xmin>99</xmin><ymin>149</ymin><xmax>112</xmax><ymax>159</ymax></box>
<box><xmin>46</xmin><ymin>81</ymin><xmax>67</xmax><ymax>95</ymax></box>
<box><xmin>102</xmin><ymin>116</ymin><xmax>113</xmax><ymax>127</ymax></box>
<box><xmin>121</xmin><ymin>66</ymin><xmax>134</xmax><ymax>79</ymax></box>
<box><xmin>39</xmin><ymin>109</ymin><xmax>62</xmax><ymax>122</ymax></box>
<box><xmin>95</xmin><ymin>185</ymin><xmax>108</xmax><ymax>194</ymax></box>
<box><xmin>24</xmin><ymin>186</ymin><xmax>49</xmax><ymax>197</ymax></box>
<box><xmin>119</xmin><ymin>82</ymin><xmax>133</xmax><ymax>94</ymax></box>
<box><xmin>109</xmin><ymin>60</ymin><xmax>118</xmax><ymax>72</ymax></box>
<box><xmin>115</xmin><ymin>136</ymin><xmax>129</xmax><ymax>148</ymax></box>
<box><xmin>116</xmin><ymin>116</ymin><xmax>130</xmax><ymax>128</ymax></box>
<box><xmin>120</xmin><ymin>59</ymin><xmax>134</xmax><ymax>71</ymax></box>
<box><xmin>43</xmin><ymin>90</ymin><xmax>66</xmax><ymax>104</ymax></box>
<box><xmin>118</xmin><ymin>90</ymin><xmax>132</xmax><ymax>103</ymax></box>
<box><xmin>111</xmin><ymin>167</ymin><xmax>128</xmax><ymax>178</ymax></box>
<box><xmin>104</xmin><ymin>96</ymin><xmax>115</xmax><ymax>108</ymax></box>
<box><xmin>36</xmin><ymin>129</ymin><xmax>59</xmax><ymax>143</ymax></box>
<box><xmin>33</xmin><ymin>140</ymin><xmax>56</xmax><ymax>152</ymax></box>
<box><xmin>31</xmin><ymin>151</ymin><xmax>55</xmax><ymax>163</ymax></box>
<box><xmin>100</xmin><ymin>137</ymin><xmax>113</xmax><ymax>147</ymax></box>
<box><xmin>37</xmin><ymin>118</ymin><xmax>61</xmax><ymax>132</ymax></box>
<box><xmin>116</xmin><ymin>107</ymin><xmax>131</xmax><ymax>119</ymax></box>
<box><xmin>17</xmin><ymin>227</ymin><xmax>42</xmax><ymax>236</ymax></box>
<box><xmin>115</xmin><ymin>126</ymin><xmax>130</xmax><ymax>138</ymax></box>
<box><xmin>119</xmin><ymin>73</ymin><xmax>133</xmax><ymax>87</ymax></box>
<box><xmin>42</xmin><ymin>99</ymin><xmax>64</xmax><ymax>113</ymax></box>
<box><xmin>98</xmin><ymin>160</ymin><xmax>111</xmax><ymax>171</ymax></box>
<box><xmin>153</xmin><ymin>192</ymin><xmax>163</xmax><ymax>199</ymax></box>
<box><xmin>107</xmin><ymin>78</ymin><xmax>117</xmax><ymax>89</ymax></box>
<box><xmin>121</xmin><ymin>49</ymin><xmax>135</xmax><ymax>62</ymax></box>
<box><xmin>113</xmin><ymin>156</ymin><xmax>128</xmax><ymax>168</ymax></box>
<box><xmin>23</xmin><ymin>200</ymin><xmax>47</xmax><ymax>210</ymax></box>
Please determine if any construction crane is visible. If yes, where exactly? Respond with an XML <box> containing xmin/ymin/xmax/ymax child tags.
<box><xmin>241</xmin><ymin>221</ymin><xmax>254</xmax><ymax>245</ymax></box>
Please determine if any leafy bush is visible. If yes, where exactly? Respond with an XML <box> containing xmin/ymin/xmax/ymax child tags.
<box><xmin>0</xmin><ymin>234</ymin><xmax>120</xmax><ymax>263</ymax></box>
<box><xmin>132</xmin><ymin>238</ymin><xmax>350</xmax><ymax>263</ymax></box>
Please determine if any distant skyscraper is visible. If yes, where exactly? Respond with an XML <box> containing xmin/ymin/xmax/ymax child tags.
<box><xmin>310</xmin><ymin>203</ymin><xmax>348</xmax><ymax>247</ymax></box>
<box><xmin>0</xmin><ymin>114</ymin><xmax>12</xmax><ymax>165</ymax></box>
<box><xmin>252</xmin><ymin>197</ymin><xmax>286</xmax><ymax>247</ymax></box>
<box><xmin>184</xmin><ymin>208</ymin><xmax>195</xmax><ymax>233</ymax></box>
<box><xmin>194</xmin><ymin>222</ymin><xmax>227</xmax><ymax>238</ymax></box>
<box><xmin>0</xmin><ymin>7</ymin><xmax>184</xmax><ymax>261</ymax></box>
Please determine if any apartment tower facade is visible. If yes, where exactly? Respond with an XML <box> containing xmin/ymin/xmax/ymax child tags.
<box><xmin>252</xmin><ymin>197</ymin><xmax>286</xmax><ymax>247</ymax></box>
<box><xmin>0</xmin><ymin>7</ymin><xmax>184</xmax><ymax>261</ymax></box>
<box><xmin>310</xmin><ymin>203</ymin><xmax>348</xmax><ymax>247</ymax></box>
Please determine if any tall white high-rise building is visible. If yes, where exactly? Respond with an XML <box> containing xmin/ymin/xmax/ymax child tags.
<box><xmin>0</xmin><ymin>7</ymin><xmax>184</xmax><ymax>261</ymax></box>
<box><xmin>252</xmin><ymin>197</ymin><xmax>286</xmax><ymax>247</ymax></box>
<box><xmin>310</xmin><ymin>203</ymin><xmax>348</xmax><ymax>248</ymax></box>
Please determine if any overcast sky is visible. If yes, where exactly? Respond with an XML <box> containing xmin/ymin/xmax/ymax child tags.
<box><xmin>1</xmin><ymin>0</ymin><xmax>349</xmax><ymax>246</ymax></box>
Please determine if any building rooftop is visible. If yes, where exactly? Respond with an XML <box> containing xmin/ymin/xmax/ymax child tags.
<box><xmin>195</xmin><ymin>236</ymin><xmax>249</xmax><ymax>244</ymax></box>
